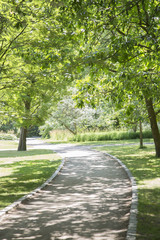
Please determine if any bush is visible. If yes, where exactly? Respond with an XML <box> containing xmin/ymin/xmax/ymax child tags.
<box><xmin>39</xmin><ymin>124</ymin><xmax>53</xmax><ymax>139</ymax></box>
<box><xmin>0</xmin><ymin>133</ymin><xmax>17</xmax><ymax>140</ymax></box>
<box><xmin>142</xmin><ymin>130</ymin><xmax>153</xmax><ymax>139</ymax></box>
<box><xmin>0</xmin><ymin>122</ymin><xmax>17</xmax><ymax>134</ymax></box>
<box><xmin>27</xmin><ymin>126</ymin><xmax>40</xmax><ymax>137</ymax></box>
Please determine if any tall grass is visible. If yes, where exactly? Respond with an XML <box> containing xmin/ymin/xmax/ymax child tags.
<box><xmin>50</xmin><ymin>129</ymin><xmax>73</xmax><ymax>141</ymax></box>
<box><xmin>71</xmin><ymin>130</ymin><xmax>152</xmax><ymax>142</ymax></box>
<box><xmin>47</xmin><ymin>129</ymin><xmax>153</xmax><ymax>143</ymax></box>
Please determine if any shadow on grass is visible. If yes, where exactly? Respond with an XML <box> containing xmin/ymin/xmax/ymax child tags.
<box><xmin>137</xmin><ymin>188</ymin><xmax>160</xmax><ymax>240</ymax></box>
<box><xmin>97</xmin><ymin>145</ymin><xmax>158</xmax><ymax>181</ymax></box>
<box><xmin>0</xmin><ymin>159</ymin><xmax>61</xmax><ymax>209</ymax></box>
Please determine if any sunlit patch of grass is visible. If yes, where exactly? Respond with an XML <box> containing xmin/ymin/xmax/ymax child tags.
<box><xmin>94</xmin><ymin>142</ymin><xmax>160</xmax><ymax>240</ymax></box>
<box><xmin>0</xmin><ymin>149</ymin><xmax>61</xmax><ymax>209</ymax></box>
<box><xmin>140</xmin><ymin>178</ymin><xmax>160</xmax><ymax>189</ymax></box>
<box><xmin>76</xmin><ymin>138</ymin><xmax>154</xmax><ymax>146</ymax></box>
<box><xmin>0</xmin><ymin>149</ymin><xmax>54</xmax><ymax>158</ymax></box>
<box><xmin>0</xmin><ymin>140</ymin><xmax>18</xmax><ymax>149</ymax></box>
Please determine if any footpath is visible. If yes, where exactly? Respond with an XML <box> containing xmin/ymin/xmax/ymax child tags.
<box><xmin>0</xmin><ymin>139</ymin><xmax>133</xmax><ymax>240</ymax></box>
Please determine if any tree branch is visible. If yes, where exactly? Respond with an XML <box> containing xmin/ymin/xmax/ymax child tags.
<box><xmin>0</xmin><ymin>24</ymin><xmax>28</xmax><ymax>61</ymax></box>
<box><xmin>156</xmin><ymin>109</ymin><xmax>160</xmax><ymax>116</ymax></box>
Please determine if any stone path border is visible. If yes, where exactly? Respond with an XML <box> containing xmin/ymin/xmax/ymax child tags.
<box><xmin>0</xmin><ymin>157</ymin><xmax>66</xmax><ymax>221</ymax></box>
<box><xmin>104</xmin><ymin>152</ymin><xmax>138</xmax><ymax>240</ymax></box>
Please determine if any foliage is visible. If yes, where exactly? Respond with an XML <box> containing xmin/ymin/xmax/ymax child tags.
<box><xmin>0</xmin><ymin>0</ymin><xmax>81</xmax><ymax>150</ymax></box>
<box><xmin>46</xmin><ymin>97</ymin><xmax>102</xmax><ymax>134</ymax></box>
<box><xmin>0</xmin><ymin>121</ymin><xmax>17</xmax><ymax>134</ymax></box>
<box><xmin>0</xmin><ymin>23</ymin><xmax>74</xmax><ymax>128</ymax></box>
<box><xmin>72</xmin><ymin>0</ymin><xmax>160</xmax><ymax>104</ymax></box>
<box><xmin>1</xmin><ymin>0</ymin><xmax>160</xmax><ymax>154</ymax></box>
<box><xmin>39</xmin><ymin>123</ymin><xmax>53</xmax><ymax>139</ymax></box>
<box><xmin>94</xmin><ymin>143</ymin><xmax>160</xmax><ymax>240</ymax></box>
<box><xmin>0</xmin><ymin>149</ymin><xmax>61</xmax><ymax>209</ymax></box>
<box><xmin>40</xmin><ymin>94</ymin><xmax>125</xmax><ymax>138</ymax></box>
<box><xmin>67</xmin><ymin>0</ymin><xmax>160</xmax><ymax>156</ymax></box>
<box><xmin>27</xmin><ymin>126</ymin><xmax>40</xmax><ymax>137</ymax></box>
<box><xmin>0</xmin><ymin>133</ymin><xmax>16</xmax><ymax>140</ymax></box>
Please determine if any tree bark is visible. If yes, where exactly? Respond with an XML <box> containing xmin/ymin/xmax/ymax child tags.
<box><xmin>145</xmin><ymin>97</ymin><xmax>160</xmax><ymax>157</ymax></box>
<box><xmin>139</xmin><ymin>120</ymin><xmax>143</xmax><ymax>148</ymax></box>
<box><xmin>17</xmin><ymin>98</ymin><xmax>31</xmax><ymax>151</ymax></box>
<box><xmin>57</xmin><ymin>119</ymin><xmax>77</xmax><ymax>135</ymax></box>
<box><xmin>18</xmin><ymin>127</ymin><xmax>27</xmax><ymax>151</ymax></box>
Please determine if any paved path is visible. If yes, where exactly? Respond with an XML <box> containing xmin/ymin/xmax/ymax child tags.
<box><xmin>0</xmin><ymin>140</ymin><xmax>132</xmax><ymax>240</ymax></box>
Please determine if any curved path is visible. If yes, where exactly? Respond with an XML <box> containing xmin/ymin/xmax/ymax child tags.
<box><xmin>0</xmin><ymin>140</ymin><xmax>132</xmax><ymax>240</ymax></box>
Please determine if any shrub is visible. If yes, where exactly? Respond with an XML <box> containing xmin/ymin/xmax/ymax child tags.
<box><xmin>39</xmin><ymin>124</ymin><xmax>53</xmax><ymax>139</ymax></box>
<box><xmin>0</xmin><ymin>133</ymin><xmax>17</xmax><ymax>140</ymax></box>
<box><xmin>27</xmin><ymin>126</ymin><xmax>40</xmax><ymax>137</ymax></box>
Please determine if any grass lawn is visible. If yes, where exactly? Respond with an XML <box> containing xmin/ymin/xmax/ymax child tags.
<box><xmin>0</xmin><ymin>148</ymin><xmax>61</xmax><ymax>210</ymax></box>
<box><xmin>76</xmin><ymin>138</ymin><xmax>154</xmax><ymax>146</ymax></box>
<box><xmin>0</xmin><ymin>140</ymin><xmax>18</xmax><ymax>149</ymax></box>
<box><xmin>93</xmin><ymin>140</ymin><xmax>160</xmax><ymax>240</ymax></box>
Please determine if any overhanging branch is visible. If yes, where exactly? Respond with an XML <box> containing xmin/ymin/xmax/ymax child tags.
<box><xmin>0</xmin><ymin>24</ymin><xmax>28</xmax><ymax>61</ymax></box>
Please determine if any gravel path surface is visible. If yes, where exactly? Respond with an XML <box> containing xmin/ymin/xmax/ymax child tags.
<box><xmin>0</xmin><ymin>139</ymin><xmax>132</xmax><ymax>240</ymax></box>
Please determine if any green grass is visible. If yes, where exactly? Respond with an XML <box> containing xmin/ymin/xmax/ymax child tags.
<box><xmin>0</xmin><ymin>149</ymin><xmax>54</xmax><ymax>158</ymax></box>
<box><xmin>94</xmin><ymin>142</ymin><xmax>160</xmax><ymax>240</ymax></box>
<box><xmin>0</xmin><ymin>149</ymin><xmax>61</xmax><ymax>209</ymax></box>
<box><xmin>0</xmin><ymin>140</ymin><xmax>18</xmax><ymax>149</ymax></box>
<box><xmin>76</xmin><ymin>138</ymin><xmax>154</xmax><ymax>146</ymax></box>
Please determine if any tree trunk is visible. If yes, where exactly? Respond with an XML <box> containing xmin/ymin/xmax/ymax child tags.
<box><xmin>17</xmin><ymin>98</ymin><xmax>30</xmax><ymax>151</ymax></box>
<box><xmin>145</xmin><ymin>97</ymin><xmax>160</xmax><ymax>157</ymax></box>
<box><xmin>139</xmin><ymin>120</ymin><xmax>143</xmax><ymax>148</ymax></box>
<box><xmin>18</xmin><ymin>127</ymin><xmax>27</xmax><ymax>151</ymax></box>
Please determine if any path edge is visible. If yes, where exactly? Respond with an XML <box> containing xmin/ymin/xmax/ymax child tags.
<box><xmin>0</xmin><ymin>157</ymin><xmax>66</xmax><ymax>221</ymax></box>
<box><xmin>105</xmin><ymin>152</ymin><xmax>138</xmax><ymax>240</ymax></box>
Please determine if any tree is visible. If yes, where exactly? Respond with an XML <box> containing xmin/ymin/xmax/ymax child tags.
<box><xmin>0</xmin><ymin>0</ymin><xmax>79</xmax><ymax>150</ymax></box>
<box><xmin>0</xmin><ymin>1</ymin><xmax>28</xmax><ymax>62</ymax></box>
<box><xmin>67</xmin><ymin>0</ymin><xmax>160</xmax><ymax>157</ymax></box>
<box><xmin>41</xmin><ymin>95</ymin><xmax>111</xmax><ymax>136</ymax></box>
<box><xmin>117</xmin><ymin>96</ymin><xmax>149</xmax><ymax>148</ymax></box>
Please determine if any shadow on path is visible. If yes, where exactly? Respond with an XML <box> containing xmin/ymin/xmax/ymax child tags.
<box><xmin>0</xmin><ymin>140</ymin><xmax>132</xmax><ymax>240</ymax></box>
